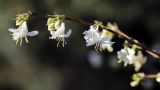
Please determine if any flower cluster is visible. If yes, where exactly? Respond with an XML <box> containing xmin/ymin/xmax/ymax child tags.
<box><xmin>83</xmin><ymin>25</ymin><xmax>114</xmax><ymax>52</ymax></box>
<box><xmin>8</xmin><ymin>13</ymin><xmax>39</xmax><ymax>45</ymax></box>
<box><xmin>47</xmin><ymin>15</ymin><xmax>72</xmax><ymax>47</ymax></box>
<box><xmin>82</xmin><ymin>21</ymin><xmax>114</xmax><ymax>52</ymax></box>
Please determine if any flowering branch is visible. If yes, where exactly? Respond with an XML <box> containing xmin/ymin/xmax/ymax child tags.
<box><xmin>32</xmin><ymin>11</ymin><xmax>160</xmax><ymax>59</ymax></box>
<box><xmin>8</xmin><ymin>10</ymin><xmax>160</xmax><ymax>88</ymax></box>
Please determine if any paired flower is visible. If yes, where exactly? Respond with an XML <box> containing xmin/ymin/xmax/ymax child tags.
<box><xmin>9</xmin><ymin>21</ymin><xmax>39</xmax><ymax>45</ymax></box>
<box><xmin>83</xmin><ymin>25</ymin><xmax>114</xmax><ymax>52</ymax></box>
<box><xmin>47</xmin><ymin>17</ymin><xmax>72</xmax><ymax>47</ymax></box>
<box><xmin>117</xmin><ymin>46</ymin><xmax>147</xmax><ymax>71</ymax></box>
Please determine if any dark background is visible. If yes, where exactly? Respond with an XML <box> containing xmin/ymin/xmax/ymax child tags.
<box><xmin>0</xmin><ymin>0</ymin><xmax>160</xmax><ymax>90</ymax></box>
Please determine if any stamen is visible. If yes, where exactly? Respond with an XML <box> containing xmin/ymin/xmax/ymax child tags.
<box><xmin>25</xmin><ymin>36</ymin><xmax>29</xmax><ymax>43</ymax></box>
<box><xmin>20</xmin><ymin>37</ymin><xmax>23</xmax><ymax>46</ymax></box>
<box><xmin>57</xmin><ymin>40</ymin><xmax>61</xmax><ymax>47</ymax></box>
<box><xmin>64</xmin><ymin>39</ymin><xmax>66</xmax><ymax>45</ymax></box>
<box><xmin>95</xmin><ymin>43</ymin><xmax>99</xmax><ymax>53</ymax></box>
<box><xmin>62</xmin><ymin>38</ymin><xmax>65</xmax><ymax>47</ymax></box>
<box><xmin>98</xmin><ymin>42</ymin><xmax>102</xmax><ymax>52</ymax></box>
<box><xmin>16</xmin><ymin>39</ymin><xmax>19</xmax><ymax>45</ymax></box>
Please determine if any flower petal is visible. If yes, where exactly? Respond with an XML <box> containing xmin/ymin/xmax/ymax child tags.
<box><xmin>64</xmin><ymin>29</ymin><xmax>72</xmax><ymax>38</ymax></box>
<box><xmin>8</xmin><ymin>28</ymin><xmax>15</xmax><ymax>32</ymax></box>
<box><xmin>55</xmin><ymin>20</ymin><xmax>61</xmax><ymax>29</ymax></box>
<box><xmin>127</xmin><ymin>48</ymin><xmax>135</xmax><ymax>56</ymax></box>
<box><xmin>54</xmin><ymin>23</ymin><xmax>65</xmax><ymax>36</ymax></box>
<box><xmin>21</xmin><ymin>21</ymin><xmax>28</xmax><ymax>32</ymax></box>
<box><xmin>27</xmin><ymin>31</ymin><xmax>39</xmax><ymax>36</ymax></box>
<box><xmin>86</xmin><ymin>42</ymin><xmax>94</xmax><ymax>46</ymax></box>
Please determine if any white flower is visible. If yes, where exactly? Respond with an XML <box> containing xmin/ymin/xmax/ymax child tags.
<box><xmin>117</xmin><ymin>47</ymin><xmax>135</xmax><ymax>66</ymax></box>
<box><xmin>8</xmin><ymin>21</ymin><xmax>39</xmax><ymax>45</ymax></box>
<box><xmin>117</xmin><ymin>46</ymin><xmax>147</xmax><ymax>71</ymax></box>
<box><xmin>49</xmin><ymin>21</ymin><xmax>72</xmax><ymax>47</ymax></box>
<box><xmin>83</xmin><ymin>25</ymin><xmax>114</xmax><ymax>52</ymax></box>
<box><xmin>100</xmin><ymin>29</ymin><xmax>114</xmax><ymax>52</ymax></box>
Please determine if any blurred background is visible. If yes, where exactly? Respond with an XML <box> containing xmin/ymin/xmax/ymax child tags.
<box><xmin>0</xmin><ymin>0</ymin><xmax>160</xmax><ymax>90</ymax></box>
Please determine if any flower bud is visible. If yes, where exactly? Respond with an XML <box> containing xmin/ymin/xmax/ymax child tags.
<box><xmin>16</xmin><ymin>13</ymin><xmax>29</xmax><ymax>26</ymax></box>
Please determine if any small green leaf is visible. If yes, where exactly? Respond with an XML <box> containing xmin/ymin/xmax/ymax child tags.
<box><xmin>16</xmin><ymin>13</ymin><xmax>29</xmax><ymax>26</ymax></box>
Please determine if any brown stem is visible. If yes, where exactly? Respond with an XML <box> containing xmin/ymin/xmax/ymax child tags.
<box><xmin>65</xmin><ymin>16</ymin><xmax>93</xmax><ymax>26</ymax></box>
<box><xmin>145</xmin><ymin>74</ymin><xmax>158</xmax><ymax>79</ymax></box>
